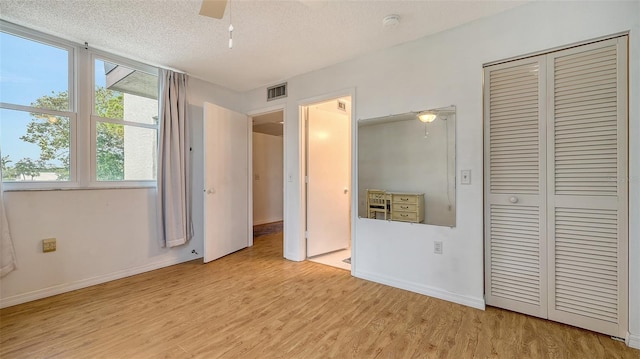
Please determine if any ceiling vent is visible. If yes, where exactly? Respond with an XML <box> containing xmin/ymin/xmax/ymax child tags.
<box><xmin>267</xmin><ymin>82</ymin><xmax>287</xmax><ymax>101</ymax></box>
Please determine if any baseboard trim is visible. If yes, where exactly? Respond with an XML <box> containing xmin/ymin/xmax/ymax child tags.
<box><xmin>354</xmin><ymin>269</ymin><xmax>486</xmax><ymax>310</ymax></box>
<box><xmin>628</xmin><ymin>332</ymin><xmax>640</xmax><ymax>349</ymax></box>
<box><xmin>0</xmin><ymin>255</ymin><xmax>200</xmax><ymax>309</ymax></box>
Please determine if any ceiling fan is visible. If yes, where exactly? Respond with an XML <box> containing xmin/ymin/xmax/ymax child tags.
<box><xmin>199</xmin><ymin>0</ymin><xmax>234</xmax><ymax>47</ymax></box>
<box><xmin>199</xmin><ymin>0</ymin><xmax>228</xmax><ymax>19</ymax></box>
<box><xmin>199</xmin><ymin>0</ymin><xmax>324</xmax><ymax>19</ymax></box>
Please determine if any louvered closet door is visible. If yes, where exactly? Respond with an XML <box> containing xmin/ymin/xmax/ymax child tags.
<box><xmin>546</xmin><ymin>37</ymin><xmax>628</xmax><ymax>337</ymax></box>
<box><xmin>484</xmin><ymin>56</ymin><xmax>548</xmax><ymax>318</ymax></box>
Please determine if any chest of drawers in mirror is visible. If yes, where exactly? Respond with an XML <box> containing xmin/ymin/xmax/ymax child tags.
<box><xmin>390</xmin><ymin>192</ymin><xmax>425</xmax><ymax>223</ymax></box>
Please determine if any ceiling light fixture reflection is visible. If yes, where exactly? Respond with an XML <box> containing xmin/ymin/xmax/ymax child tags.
<box><xmin>417</xmin><ymin>112</ymin><xmax>437</xmax><ymax>123</ymax></box>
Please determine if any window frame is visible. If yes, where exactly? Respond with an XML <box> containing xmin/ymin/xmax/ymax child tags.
<box><xmin>0</xmin><ymin>20</ymin><xmax>160</xmax><ymax>190</ymax></box>
<box><xmin>88</xmin><ymin>52</ymin><xmax>159</xmax><ymax>188</ymax></box>
<box><xmin>0</xmin><ymin>21</ymin><xmax>78</xmax><ymax>190</ymax></box>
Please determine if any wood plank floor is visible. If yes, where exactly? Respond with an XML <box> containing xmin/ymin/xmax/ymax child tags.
<box><xmin>1</xmin><ymin>232</ymin><xmax>638</xmax><ymax>358</ymax></box>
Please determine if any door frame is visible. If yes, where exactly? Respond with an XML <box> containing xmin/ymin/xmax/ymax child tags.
<box><xmin>298</xmin><ymin>88</ymin><xmax>356</xmax><ymax>272</ymax></box>
<box><xmin>247</xmin><ymin>104</ymin><xmax>287</xmax><ymax>249</ymax></box>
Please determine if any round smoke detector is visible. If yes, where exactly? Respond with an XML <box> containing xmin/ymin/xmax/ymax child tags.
<box><xmin>382</xmin><ymin>14</ymin><xmax>400</xmax><ymax>27</ymax></box>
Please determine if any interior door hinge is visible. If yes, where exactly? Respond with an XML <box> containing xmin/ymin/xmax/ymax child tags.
<box><xmin>305</xmin><ymin>230</ymin><xmax>309</xmax><ymax>239</ymax></box>
<box><xmin>305</xmin><ymin>176</ymin><xmax>309</xmax><ymax>183</ymax></box>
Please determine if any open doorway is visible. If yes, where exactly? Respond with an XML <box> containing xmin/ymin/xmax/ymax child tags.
<box><xmin>251</xmin><ymin>110</ymin><xmax>284</xmax><ymax>241</ymax></box>
<box><xmin>301</xmin><ymin>96</ymin><xmax>352</xmax><ymax>270</ymax></box>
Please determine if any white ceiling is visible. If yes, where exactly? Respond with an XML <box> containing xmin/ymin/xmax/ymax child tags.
<box><xmin>253</xmin><ymin>110</ymin><xmax>284</xmax><ymax>136</ymax></box>
<box><xmin>0</xmin><ymin>0</ymin><xmax>528</xmax><ymax>92</ymax></box>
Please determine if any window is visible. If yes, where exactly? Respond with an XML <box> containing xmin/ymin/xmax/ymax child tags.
<box><xmin>0</xmin><ymin>29</ymin><xmax>75</xmax><ymax>183</ymax></box>
<box><xmin>92</xmin><ymin>58</ymin><xmax>158</xmax><ymax>182</ymax></box>
<box><xmin>1</xmin><ymin>21</ymin><xmax>159</xmax><ymax>188</ymax></box>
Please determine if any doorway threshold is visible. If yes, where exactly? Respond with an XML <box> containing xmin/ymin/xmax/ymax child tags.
<box><xmin>308</xmin><ymin>248</ymin><xmax>351</xmax><ymax>271</ymax></box>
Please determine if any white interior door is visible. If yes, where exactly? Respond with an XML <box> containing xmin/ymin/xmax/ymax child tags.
<box><xmin>306</xmin><ymin>102</ymin><xmax>350</xmax><ymax>257</ymax></box>
<box><xmin>203</xmin><ymin>102</ymin><xmax>250</xmax><ymax>263</ymax></box>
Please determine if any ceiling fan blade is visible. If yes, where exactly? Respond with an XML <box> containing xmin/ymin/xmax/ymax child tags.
<box><xmin>199</xmin><ymin>0</ymin><xmax>227</xmax><ymax>19</ymax></box>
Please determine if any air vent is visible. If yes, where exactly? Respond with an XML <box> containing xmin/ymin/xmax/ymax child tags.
<box><xmin>267</xmin><ymin>82</ymin><xmax>287</xmax><ymax>101</ymax></box>
<box><xmin>337</xmin><ymin>100</ymin><xmax>346</xmax><ymax>111</ymax></box>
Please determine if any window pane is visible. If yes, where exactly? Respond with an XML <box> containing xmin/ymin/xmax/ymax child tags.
<box><xmin>0</xmin><ymin>108</ymin><xmax>70</xmax><ymax>181</ymax></box>
<box><xmin>94</xmin><ymin>59</ymin><xmax>158</xmax><ymax>124</ymax></box>
<box><xmin>96</xmin><ymin>122</ymin><xmax>157</xmax><ymax>181</ymax></box>
<box><xmin>0</xmin><ymin>32</ymin><xmax>69</xmax><ymax>111</ymax></box>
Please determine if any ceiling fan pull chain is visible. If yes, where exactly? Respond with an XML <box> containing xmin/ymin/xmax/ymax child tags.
<box><xmin>228</xmin><ymin>0</ymin><xmax>233</xmax><ymax>49</ymax></box>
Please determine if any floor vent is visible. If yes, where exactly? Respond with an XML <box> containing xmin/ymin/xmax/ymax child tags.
<box><xmin>267</xmin><ymin>82</ymin><xmax>287</xmax><ymax>101</ymax></box>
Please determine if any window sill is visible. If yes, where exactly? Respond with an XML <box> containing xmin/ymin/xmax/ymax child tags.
<box><xmin>2</xmin><ymin>182</ymin><xmax>156</xmax><ymax>192</ymax></box>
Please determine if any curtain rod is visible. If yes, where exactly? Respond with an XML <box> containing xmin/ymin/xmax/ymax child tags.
<box><xmin>83</xmin><ymin>41</ymin><xmax>187</xmax><ymax>75</ymax></box>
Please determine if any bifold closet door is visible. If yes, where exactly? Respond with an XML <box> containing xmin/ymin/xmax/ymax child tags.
<box><xmin>546</xmin><ymin>37</ymin><xmax>628</xmax><ymax>337</ymax></box>
<box><xmin>484</xmin><ymin>56</ymin><xmax>548</xmax><ymax>319</ymax></box>
<box><xmin>485</xmin><ymin>36</ymin><xmax>628</xmax><ymax>338</ymax></box>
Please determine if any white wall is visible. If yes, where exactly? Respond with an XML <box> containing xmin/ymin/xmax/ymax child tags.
<box><xmin>252</xmin><ymin>132</ymin><xmax>283</xmax><ymax>225</ymax></box>
<box><xmin>245</xmin><ymin>1</ymin><xmax>639</xmax><ymax>345</ymax></box>
<box><xmin>0</xmin><ymin>76</ymin><xmax>243</xmax><ymax>308</ymax></box>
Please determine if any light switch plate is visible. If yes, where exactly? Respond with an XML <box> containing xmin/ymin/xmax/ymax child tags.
<box><xmin>434</xmin><ymin>241</ymin><xmax>443</xmax><ymax>254</ymax></box>
<box><xmin>461</xmin><ymin>170</ymin><xmax>471</xmax><ymax>185</ymax></box>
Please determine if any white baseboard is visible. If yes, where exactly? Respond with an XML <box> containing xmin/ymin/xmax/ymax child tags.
<box><xmin>628</xmin><ymin>332</ymin><xmax>640</xmax><ymax>349</ymax></box>
<box><xmin>354</xmin><ymin>269</ymin><xmax>486</xmax><ymax>310</ymax></box>
<box><xmin>0</xmin><ymin>255</ymin><xmax>200</xmax><ymax>309</ymax></box>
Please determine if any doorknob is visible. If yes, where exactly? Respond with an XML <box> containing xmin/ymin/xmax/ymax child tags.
<box><xmin>344</xmin><ymin>188</ymin><xmax>349</xmax><ymax>194</ymax></box>
<box><xmin>509</xmin><ymin>196</ymin><xmax>519</xmax><ymax>203</ymax></box>
<box><xmin>206</xmin><ymin>188</ymin><xmax>216</xmax><ymax>194</ymax></box>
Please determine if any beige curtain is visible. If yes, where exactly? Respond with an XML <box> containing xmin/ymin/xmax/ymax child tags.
<box><xmin>157</xmin><ymin>70</ymin><xmax>192</xmax><ymax>247</ymax></box>
<box><xmin>0</xmin><ymin>168</ymin><xmax>17</xmax><ymax>277</ymax></box>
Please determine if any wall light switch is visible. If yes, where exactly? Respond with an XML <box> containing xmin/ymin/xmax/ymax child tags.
<box><xmin>461</xmin><ymin>170</ymin><xmax>471</xmax><ymax>185</ymax></box>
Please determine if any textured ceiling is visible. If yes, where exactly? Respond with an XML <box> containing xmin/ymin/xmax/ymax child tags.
<box><xmin>0</xmin><ymin>0</ymin><xmax>527</xmax><ymax>92</ymax></box>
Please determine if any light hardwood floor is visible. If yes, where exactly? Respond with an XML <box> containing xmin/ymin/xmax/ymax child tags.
<box><xmin>1</xmin><ymin>232</ymin><xmax>638</xmax><ymax>358</ymax></box>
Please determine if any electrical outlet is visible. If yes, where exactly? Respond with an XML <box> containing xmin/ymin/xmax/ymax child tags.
<box><xmin>461</xmin><ymin>170</ymin><xmax>471</xmax><ymax>185</ymax></box>
<box><xmin>434</xmin><ymin>241</ymin><xmax>443</xmax><ymax>255</ymax></box>
<box><xmin>43</xmin><ymin>238</ymin><xmax>56</xmax><ymax>253</ymax></box>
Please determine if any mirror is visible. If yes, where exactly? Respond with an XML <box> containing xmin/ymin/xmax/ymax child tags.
<box><xmin>358</xmin><ymin>106</ymin><xmax>456</xmax><ymax>227</ymax></box>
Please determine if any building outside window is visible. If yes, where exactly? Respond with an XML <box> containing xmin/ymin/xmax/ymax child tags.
<box><xmin>93</xmin><ymin>58</ymin><xmax>158</xmax><ymax>182</ymax></box>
